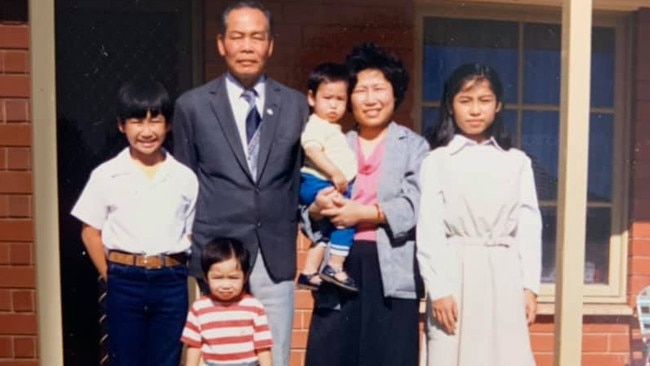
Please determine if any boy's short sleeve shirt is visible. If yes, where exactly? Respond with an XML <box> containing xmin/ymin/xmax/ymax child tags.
<box><xmin>71</xmin><ymin>148</ymin><xmax>199</xmax><ymax>255</ymax></box>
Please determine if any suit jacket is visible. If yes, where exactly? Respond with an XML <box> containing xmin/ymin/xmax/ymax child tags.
<box><xmin>173</xmin><ymin>75</ymin><xmax>309</xmax><ymax>281</ymax></box>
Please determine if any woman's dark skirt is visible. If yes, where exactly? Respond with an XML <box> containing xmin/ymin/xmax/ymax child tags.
<box><xmin>305</xmin><ymin>240</ymin><xmax>420</xmax><ymax>366</ymax></box>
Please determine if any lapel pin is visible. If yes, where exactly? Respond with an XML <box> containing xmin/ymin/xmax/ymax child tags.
<box><xmin>266</xmin><ymin>108</ymin><xmax>274</xmax><ymax>116</ymax></box>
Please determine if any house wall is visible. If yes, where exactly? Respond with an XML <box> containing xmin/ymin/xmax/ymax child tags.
<box><xmin>0</xmin><ymin>1</ymin><xmax>648</xmax><ymax>365</ymax></box>
<box><xmin>0</xmin><ymin>18</ymin><xmax>38</xmax><ymax>366</ymax></box>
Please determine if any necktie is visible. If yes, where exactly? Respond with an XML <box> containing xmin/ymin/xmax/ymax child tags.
<box><xmin>242</xmin><ymin>89</ymin><xmax>261</xmax><ymax>144</ymax></box>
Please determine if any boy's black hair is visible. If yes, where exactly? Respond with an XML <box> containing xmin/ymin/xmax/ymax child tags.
<box><xmin>345</xmin><ymin>43</ymin><xmax>409</xmax><ymax>109</ymax></box>
<box><xmin>116</xmin><ymin>79</ymin><xmax>173</xmax><ymax>124</ymax></box>
<box><xmin>220</xmin><ymin>0</ymin><xmax>274</xmax><ymax>36</ymax></box>
<box><xmin>307</xmin><ymin>62</ymin><xmax>349</xmax><ymax>95</ymax></box>
<box><xmin>429</xmin><ymin>63</ymin><xmax>512</xmax><ymax>150</ymax></box>
<box><xmin>200</xmin><ymin>238</ymin><xmax>251</xmax><ymax>276</ymax></box>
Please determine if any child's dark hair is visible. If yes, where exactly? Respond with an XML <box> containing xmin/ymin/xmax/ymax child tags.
<box><xmin>116</xmin><ymin>79</ymin><xmax>173</xmax><ymax>124</ymax></box>
<box><xmin>345</xmin><ymin>43</ymin><xmax>409</xmax><ymax>109</ymax></box>
<box><xmin>430</xmin><ymin>63</ymin><xmax>511</xmax><ymax>150</ymax></box>
<box><xmin>200</xmin><ymin>238</ymin><xmax>251</xmax><ymax>276</ymax></box>
<box><xmin>307</xmin><ymin>63</ymin><xmax>349</xmax><ymax>95</ymax></box>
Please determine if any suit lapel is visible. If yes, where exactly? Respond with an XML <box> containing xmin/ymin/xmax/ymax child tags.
<box><xmin>207</xmin><ymin>76</ymin><xmax>253</xmax><ymax>181</ymax></box>
<box><xmin>255</xmin><ymin>78</ymin><xmax>282</xmax><ymax>181</ymax></box>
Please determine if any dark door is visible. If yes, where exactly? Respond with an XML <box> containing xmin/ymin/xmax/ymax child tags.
<box><xmin>55</xmin><ymin>0</ymin><xmax>199</xmax><ymax>364</ymax></box>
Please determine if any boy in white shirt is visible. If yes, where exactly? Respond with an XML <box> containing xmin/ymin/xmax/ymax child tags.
<box><xmin>297</xmin><ymin>63</ymin><xmax>358</xmax><ymax>292</ymax></box>
<box><xmin>71</xmin><ymin>79</ymin><xmax>198</xmax><ymax>366</ymax></box>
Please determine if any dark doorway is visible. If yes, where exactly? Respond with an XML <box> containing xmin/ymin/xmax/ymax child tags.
<box><xmin>55</xmin><ymin>0</ymin><xmax>199</xmax><ymax>364</ymax></box>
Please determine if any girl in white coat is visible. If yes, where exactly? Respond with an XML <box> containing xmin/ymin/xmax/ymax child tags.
<box><xmin>417</xmin><ymin>63</ymin><xmax>542</xmax><ymax>366</ymax></box>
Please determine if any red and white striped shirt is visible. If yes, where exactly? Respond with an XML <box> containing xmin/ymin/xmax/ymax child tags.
<box><xmin>181</xmin><ymin>294</ymin><xmax>273</xmax><ymax>364</ymax></box>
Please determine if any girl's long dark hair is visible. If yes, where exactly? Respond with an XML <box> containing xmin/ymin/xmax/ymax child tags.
<box><xmin>429</xmin><ymin>63</ymin><xmax>512</xmax><ymax>150</ymax></box>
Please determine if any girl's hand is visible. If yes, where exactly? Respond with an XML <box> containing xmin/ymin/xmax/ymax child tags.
<box><xmin>184</xmin><ymin>347</ymin><xmax>201</xmax><ymax>366</ymax></box>
<box><xmin>321</xmin><ymin>198</ymin><xmax>363</xmax><ymax>228</ymax></box>
<box><xmin>257</xmin><ymin>349</ymin><xmax>272</xmax><ymax>366</ymax></box>
<box><xmin>432</xmin><ymin>295</ymin><xmax>458</xmax><ymax>335</ymax></box>
<box><xmin>524</xmin><ymin>289</ymin><xmax>537</xmax><ymax>325</ymax></box>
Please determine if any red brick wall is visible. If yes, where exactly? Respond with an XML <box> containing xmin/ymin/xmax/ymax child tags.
<box><xmin>0</xmin><ymin>20</ymin><xmax>37</xmax><ymax>365</ymax></box>
<box><xmin>530</xmin><ymin>317</ymin><xmax>635</xmax><ymax>366</ymax></box>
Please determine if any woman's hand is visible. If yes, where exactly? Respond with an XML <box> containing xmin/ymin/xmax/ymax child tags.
<box><xmin>523</xmin><ymin>289</ymin><xmax>537</xmax><ymax>325</ymax></box>
<box><xmin>321</xmin><ymin>198</ymin><xmax>365</xmax><ymax>228</ymax></box>
<box><xmin>432</xmin><ymin>295</ymin><xmax>458</xmax><ymax>335</ymax></box>
<box><xmin>308</xmin><ymin>187</ymin><xmax>339</xmax><ymax>219</ymax></box>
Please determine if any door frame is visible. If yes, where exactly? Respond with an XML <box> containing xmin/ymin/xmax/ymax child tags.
<box><xmin>30</xmin><ymin>1</ymin><xmax>204</xmax><ymax>364</ymax></box>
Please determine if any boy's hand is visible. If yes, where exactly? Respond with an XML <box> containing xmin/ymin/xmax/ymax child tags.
<box><xmin>331</xmin><ymin>172</ymin><xmax>348</xmax><ymax>193</ymax></box>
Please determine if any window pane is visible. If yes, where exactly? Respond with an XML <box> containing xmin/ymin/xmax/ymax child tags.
<box><xmin>540</xmin><ymin>207</ymin><xmax>611</xmax><ymax>285</ymax></box>
<box><xmin>523</xmin><ymin>24</ymin><xmax>561</xmax><ymax>105</ymax></box>
<box><xmin>422</xmin><ymin>107</ymin><xmax>439</xmax><ymax>139</ymax></box>
<box><xmin>523</xmin><ymin>24</ymin><xmax>614</xmax><ymax>108</ymax></box>
<box><xmin>541</xmin><ymin>207</ymin><xmax>557</xmax><ymax>284</ymax></box>
<box><xmin>423</xmin><ymin>18</ymin><xmax>518</xmax><ymax>103</ymax></box>
<box><xmin>591</xmin><ymin>27</ymin><xmax>615</xmax><ymax>108</ymax></box>
<box><xmin>585</xmin><ymin>207</ymin><xmax>611</xmax><ymax>284</ymax></box>
<box><xmin>521</xmin><ymin>111</ymin><xmax>559</xmax><ymax>201</ymax></box>
<box><xmin>588</xmin><ymin>113</ymin><xmax>613</xmax><ymax>202</ymax></box>
<box><xmin>502</xmin><ymin>110</ymin><xmax>518</xmax><ymax>147</ymax></box>
<box><xmin>423</xmin><ymin>46</ymin><xmax>518</xmax><ymax>103</ymax></box>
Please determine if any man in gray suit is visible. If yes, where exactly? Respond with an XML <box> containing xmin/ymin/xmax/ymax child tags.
<box><xmin>173</xmin><ymin>1</ymin><xmax>308</xmax><ymax>364</ymax></box>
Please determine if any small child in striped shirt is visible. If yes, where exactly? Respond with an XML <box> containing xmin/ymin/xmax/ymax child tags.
<box><xmin>181</xmin><ymin>238</ymin><xmax>272</xmax><ymax>366</ymax></box>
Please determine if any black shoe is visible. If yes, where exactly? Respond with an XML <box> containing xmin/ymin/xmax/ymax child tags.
<box><xmin>319</xmin><ymin>265</ymin><xmax>359</xmax><ymax>293</ymax></box>
<box><xmin>296</xmin><ymin>273</ymin><xmax>320</xmax><ymax>291</ymax></box>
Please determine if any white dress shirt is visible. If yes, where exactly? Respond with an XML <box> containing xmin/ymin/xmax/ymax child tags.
<box><xmin>71</xmin><ymin>148</ymin><xmax>199</xmax><ymax>255</ymax></box>
<box><xmin>224</xmin><ymin>72</ymin><xmax>266</xmax><ymax>157</ymax></box>
<box><xmin>416</xmin><ymin>134</ymin><xmax>542</xmax><ymax>301</ymax></box>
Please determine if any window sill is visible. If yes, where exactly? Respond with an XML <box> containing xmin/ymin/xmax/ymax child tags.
<box><xmin>418</xmin><ymin>300</ymin><xmax>634</xmax><ymax>316</ymax></box>
<box><xmin>537</xmin><ymin>303</ymin><xmax>634</xmax><ymax>316</ymax></box>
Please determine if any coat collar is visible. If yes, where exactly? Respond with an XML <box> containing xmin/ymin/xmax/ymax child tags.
<box><xmin>347</xmin><ymin>121</ymin><xmax>407</xmax><ymax>200</ymax></box>
<box><xmin>447</xmin><ymin>134</ymin><xmax>504</xmax><ymax>155</ymax></box>
<box><xmin>109</xmin><ymin>147</ymin><xmax>174</xmax><ymax>181</ymax></box>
